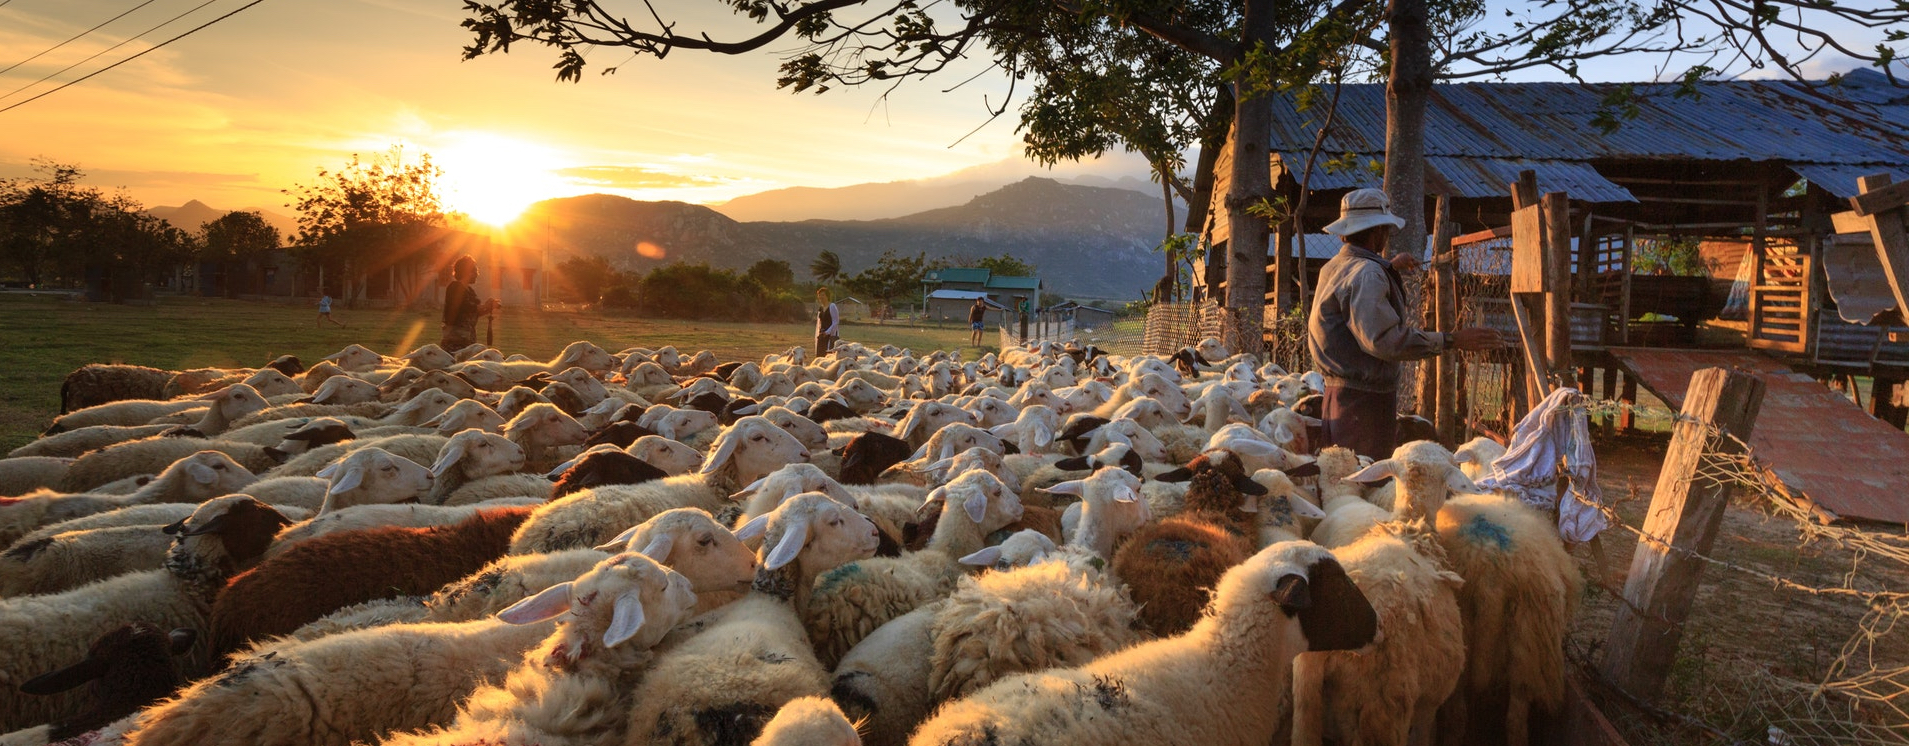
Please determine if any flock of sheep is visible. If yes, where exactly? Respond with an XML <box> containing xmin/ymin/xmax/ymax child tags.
<box><xmin>0</xmin><ymin>334</ymin><xmax>1584</xmax><ymax>746</ymax></box>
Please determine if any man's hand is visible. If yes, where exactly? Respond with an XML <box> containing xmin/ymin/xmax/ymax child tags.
<box><xmin>1389</xmin><ymin>252</ymin><xmax>1422</xmax><ymax>273</ymax></box>
<box><xmin>1449</xmin><ymin>327</ymin><xmax>1504</xmax><ymax>351</ymax></box>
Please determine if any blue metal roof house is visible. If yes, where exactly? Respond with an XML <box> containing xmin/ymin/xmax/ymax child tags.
<box><xmin>1199</xmin><ymin>69</ymin><xmax>1909</xmax><ymax>368</ymax></box>
<box><xmin>923</xmin><ymin>267</ymin><xmax>1043</xmax><ymax>322</ymax></box>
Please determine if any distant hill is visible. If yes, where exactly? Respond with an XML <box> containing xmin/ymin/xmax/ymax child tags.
<box><xmin>148</xmin><ymin>200</ymin><xmax>299</xmax><ymax>237</ymax></box>
<box><xmin>517</xmin><ymin>177</ymin><xmax>1170</xmax><ymax>299</ymax></box>
<box><xmin>713</xmin><ymin>164</ymin><xmax>1168</xmax><ymax>223</ymax></box>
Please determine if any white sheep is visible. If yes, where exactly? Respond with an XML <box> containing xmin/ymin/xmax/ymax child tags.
<box><xmin>0</xmin><ymin>457</ymin><xmax>76</xmax><ymax>499</ymax></box>
<box><xmin>905</xmin><ymin>541</ymin><xmax>1379</xmax><ymax>746</ymax></box>
<box><xmin>7</xmin><ymin>424</ymin><xmax>172</xmax><ymax>460</ymax></box>
<box><xmin>508</xmin><ymin>416</ymin><xmax>810</xmax><ymax>554</ymax></box>
<box><xmin>371</xmin><ymin>552</ymin><xmax>700</xmax><ymax>746</ymax></box>
<box><xmin>267</xmin><ymin>432</ymin><xmax>449</xmax><ymax>478</ymax></box>
<box><xmin>0</xmin><ymin>451</ymin><xmax>260</xmax><ymax>547</ymax></box>
<box><xmin>310</xmin><ymin>446</ymin><xmax>435</xmax><ymax>514</ymax></box>
<box><xmin>1290</xmin><ymin>526</ymin><xmax>1465</xmax><ymax>746</ymax></box>
<box><xmin>0</xmin><ymin>496</ymin><xmax>292</xmax><ymax>733</ymax></box>
<box><xmin>53</xmin><ymin>435</ymin><xmax>276</xmax><ymax>493</ymax></box>
<box><xmin>424</xmin><ymin>429</ymin><xmax>528</xmax><ymax>505</ymax></box>
<box><xmin>308</xmin><ymin>375</ymin><xmax>383</xmax><ymax>406</ymax></box>
<box><xmin>892</xmin><ymin>401</ymin><xmax>976</xmax><ymax>449</ymax></box>
<box><xmin>990</xmin><ymin>404</ymin><xmax>1059</xmax><ymax>455</ymax></box>
<box><xmin>41</xmin><ymin>398</ymin><xmax>203</xmax><ymax>434</ymax></box>
<box><xmin>623</xmin><ymin>492</ymin><xmax>878</xmax><ymax>745</ymax></box>
<box><xmin>802</xmin><ymin>469</ymin><xmax>1023</xmax><ymax>668</ymax></box>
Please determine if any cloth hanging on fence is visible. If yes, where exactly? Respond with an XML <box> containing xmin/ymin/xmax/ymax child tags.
<box><xmin>1475</xmin><ymin>386</ymin><xmax>1609</xmax><ymax>543</ymax></box>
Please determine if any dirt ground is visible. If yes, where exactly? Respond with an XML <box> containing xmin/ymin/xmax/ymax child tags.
<box><xmin>1566</xmin><ymin>433</ymin><xmax>1909</xmax><ymax>745</ymax></box>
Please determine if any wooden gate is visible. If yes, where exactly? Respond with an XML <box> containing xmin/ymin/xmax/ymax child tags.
<box><xmin>1747</xmin><ymin>238</ymin><xmax>1813</xmax><ymax>354</ymax></box>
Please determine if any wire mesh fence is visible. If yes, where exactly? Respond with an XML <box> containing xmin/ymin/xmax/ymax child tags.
<box><xmin>1555</xmin><ymin>394</ymin><xmax>1908</xmax><ymax>745</ymax></box>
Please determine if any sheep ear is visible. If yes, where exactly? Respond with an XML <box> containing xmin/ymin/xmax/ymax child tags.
<box><xmin>1054</xmin><ymin>456</ymin><xmax>1092</xmax><ymax>471</ymax></box>
<box><xmin>429</xmin><ymin>442</ymin><xmax>468</xmax><ymax>477</ymax></box>
<box><xmin>1286</xmin><ymin>462</ymin><xmax>1322</xmax><ymax>479</ymax></box>
<box><xmin>917</xmin><ymin>457</ymin><xmax>954</xmax><ymax>475</ymax></box>
<box><xmin>1271</xmin><ymin>423</ymin><xmax>1298</xmax><ymax>445</ymax></box>
<box><xmin>1445</xmin><ymin>469</ymin><xmax>1484</xmax><ymax>494</ymax></box>
<box><xmin>1033</xmin><ymin>423</ymin><xmax>1054</xmax><ymax>449</ymax></box>
<box><xmin>701</xmin><ymin>429</ymin><xmax>742</xmax><ymax>476</ymax></box>
<box><xmin>314</xmin><ymin>461</ymin><xmax>341</xmax><ymax>479</ymax></box>
<box><xmin>1239</xmin><ymin>493</ymin><xmax>1261</xmax><ymax>513</ymax></box>
<box><xmin>1234</xmin><ymin>475</ymin><xmax>1269</xmax><ymax>496</ymax></box>
<box><xmin>327</xmin><ymin>466</ymin><xmax>366</xmax><ymax>495</ymax></box>
<box><xmin>637</xmin><ymin>533</ymin><xmax>674</xmax><ymax>563</ymax></box>
<box><xmin>603</xmin><ymin>592</ymin><xmax>647</xmax><ymax>649</ymax></box>
<box><xmin>1112</xmin><ymin>482</ymin><xmax>1141</xmax><ymax>504</ymax></box>
<box><xmin>962</xmin><ymin>487</ymin><xmax>988</xmax><ymax>524</ymax></box>
<box><xmin>988</xmin><ymin>422</ymin><xmax>1015</xmax><ymax>438</ymax></box>
<box><xmin>18</xmin><ymin>656</ymin><xmax>110</xmax><ymax>695</ymax></box>
<box><xmin>1154</xmin><ymin>467</ymin><xmax>1193</xmax><ymax>483</ymax></box>
<box><xmin>1300</xmin><ymin>415</ymin><xmax>1324</xmax><ymax>427</ymax></box>
<box><xmin>734</xmin><ymin>513</ymin><xmax>771</xmax><ymax>542</ymax></box>
<box><xmin>1271</xmin><ymin>573</ymin><xmax>1311</xmax><ymax>614</ymax></box>
<box><xmin>894</xmin><ymin>410</ymin><xmax>922</xmax><ymax>442</ymax></box>
<box><xmin>1345</xmin><ymin>460</ymin><xmax>1400</xmax><ymax>485</ymax></box>
<box><xmin>730</xmin><ymin>475</ymin><xmax>769</xmax><ymax>501</ymax></box>
<box><xmin>733</xmin><ymin>403</ymin><xmax>759</xmax><ymax>416</ymax></box>
<box><xmin>1042</xmin><ymin>480</ymin><xmax>1086</xmax><ymax>497</ymax></box>
<box><xmin>593</xmin><ymin>524</ymin><xmax>643</xmax><ymax>552</ymax></box>
<box><xmin>763</xmin><ymin>517</ymin><xmax>810</xmax><ymax>571</ymax></box>
<box><xmin>1289</xmin><ymin>495</ymin><xmax>1328</xmax><ymax>519</ymax></box>
<box><xmin>497</xmin><ymin>581</ymin><xmax>573</xmax><ymax>624</ymax></box>
<box><xmin>186</xmin><ymin>462</ymin><xmax>218</xmax><ymax>485</ymax></box>
<box><xmin>915</xmin><ymin>488</ymin><xmax>947</xmax><ymax>521</ymax></box>
<box><xmin>958</xmin><ymin>546</ymin><xmax>1003</xmax><ymax>567</ymax></box>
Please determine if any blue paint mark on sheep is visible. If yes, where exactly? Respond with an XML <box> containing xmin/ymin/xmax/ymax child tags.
<box><xmin>1460</xmin><ymin>514</ymin><xmax>1513</xmax><ymax>551</ymax></box>
<box><xmin>815</xmin><ymin>562</ymin><xmax>866</xmax><ymax>593</ymax></box>
<box><xmin>1148</xmin><ymin>539</ymin><xmax>1198</xmax><ymax>562</ymax></box>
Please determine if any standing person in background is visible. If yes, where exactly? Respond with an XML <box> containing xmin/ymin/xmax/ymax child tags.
<box><xmin>441</xmin><ymin>255</ymin><xmax>498</xmax><ymax>351</ymax></box>
<box><xmin>316</xmin><ymin>291</ymin><xmax>344</xmax><ymax>328</ymax></box>
<box><xmin>1308</xmin><ymin>188</ymin><xmax>1503</xmax><ymax>459</ymax></box>
<box><xmin>968</xmin><ymin>297</ymin><xmax>987</xmax><ymax>347</ymax></box>
<box><xmin>815</xmin><ymin>287</ymin><xmax>840</xmax><ymax>357</ymax></box>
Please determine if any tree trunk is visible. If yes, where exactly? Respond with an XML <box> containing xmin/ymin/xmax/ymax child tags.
<box><xmin>1183</xmin><ymin>86</ymin><xmax>1231</xmax><ymax>237</ymax></box>
<box><xmin>1161</xmin><ymin>169</ymin><xmax>1177</xmax><ymax>302</ymax></box>
<box><xmin>1384</xmin><ymin>0</ymin><xmax>1431</xmax><ymax>260</ymax></box>
<box><xmin>1222</xmin><ymin>0</ymin><xmax>1276</xmax><ymax>354</ymax></box>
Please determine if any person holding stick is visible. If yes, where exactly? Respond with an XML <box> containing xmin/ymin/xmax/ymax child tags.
<box><xmin>815</xmin><ymin>287</ymin><xmax>840</xmax><ymax>358</ymax></box>
<box><xmin>441</xmin><ymin>255</ymin><xmax>498</xmax><ymax>351</ymax></box>
<box><xmin>1308</xmin><ymin>188</ymin><xmax>1502</xmax><ymax>459</ymax></box>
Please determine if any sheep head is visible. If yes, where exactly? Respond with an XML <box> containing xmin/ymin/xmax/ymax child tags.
<box><xmin>157</xmin><ymin>450</ymin><xmax>259</xmax><ymax>501</ymax></box>
<box><xmin>1249</xmin><ymin>468</ymin><xmax>1327</xmax><ymax>529</ymax></box>
<box><xmin>736</xmin><ymin>492</ymin><xmax>878</xmax><ymax>581</ymax></box>
<box><xmin>315</xmin><ymin>447</ymin><xmax>433</xmax><ymax>513</ymax></box>
<box><xmin>628</xmin><ymin>435</ymin><xmax>703</xmax><ymax>476</ymax></box>
<box><xmin>594</xmin><ymin>507</ymin><xmax>755</xmax><ymax>595</ymax></box>
<box><xmin>449</xmin><ymin>362</ymin><xmax>514</xmax><ymax>392</ymax></box>
<box><xmin>400</xmin><ymin>343</ymin><xmax>455</xmax><ymax>371</ymax></box>
<box><xmin>267</xmin><ymin>417</ymin><xmax>355</xmax><ymax>461</ymax></box>
<box><xmin>1215</xmin><ymin>541</ymin><xmax>1377</xmax><ymax>654</ymax></box>
<box><xmin>388</xmin><ymin>387</ymin><xmax>460</xmax><ymax>426</ymax></box>
<box><xmin>297</xmin><ymin>361</ymin><xmax>348</xmax><ymax>393</ymax></box>
<box><xmin>702</xmin><ymin>416</ymin><xmax>811</xmax><ymax>487</ymax></box>
<box><xmin>400</xmin><ymin>370</ymin><xmax>479</xmax><ymax>403</ymax></box>
<box><xmin>760</xmin><ymin>407</ymin><xmax>828</xmax><ymax>451</ymax></box>
<box><xmin>321</xmin><ymin>344</ymin><xmax>382</xmax><ymax>372</ymax></box>
<box><xmin>732</xmin><ymin>463</ymin><xmax>858</xmax><ymax>524</ymax></box>
<box><xmin>496</xmin><ymin>552</ymin><xmax>697</xmax><ymax>659</ymax></box>
<box><xmin>241</xmin><ymin>369</ymin><xmax>301</xmax><ymax>399</ymax></box>
<box><xmin>431</xmin><ymin>429</ymin><xmax>527</xmax><ymax>481</ymax></box>
<box><xmin>894</xmin><ymin>401</ymin><xmax>976</xmax><ymax>448</ymax></box>
<box><xmin>958</xmin><ymin>528</ymin><xmax>1059</xmax><ymax>572</ymax></box>
<box><xmin>1112</xmin><ymin>396</ymin><xmax>1173</xmax><ymax>429</ymax></box>
<box><xmin>751</xmin><ymin>697</ymin><xmax>861</xmax><ymax>746</ymax></box>
<box><xmin>1346</xmin><ymin>440</ymin><xmax>1481</xmax><ymax>521</ymax></box>
<box><xmin>552</xmin><ymin>341</ymin><xmax>616</xmax><ymax>375</ymax></box>
<box><xmin>548</xmin><ymin>367</ymin><xmax>608</xmax><ymax>405</ymax></box>
<box><xmin>161</xmin><ymin>496</ymin><xmax>292</xmax><ymax>579</ymax></box>
<box><xmin>311</xmin><ymin>375</ymin><xmax>381</xmax><ymax>405</ymax></box>
<box><xmin>925</xmin><ymin>470</ymin><xmax>1022</xmax><ymax>535</ymax></box>
<box><xmin>503</xmin><ymin>403</ymin><xmax>590</xmax><ymax>452</ymax></box>
<box><xmin>421</xmin><ymin>399</ymin><xmax>507</xmax><ymax>436</ymax></box>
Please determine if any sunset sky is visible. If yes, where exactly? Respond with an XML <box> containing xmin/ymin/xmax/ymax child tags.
<box><xmin>0</xmin><ymin>0</ymin><xmax>1890</xmax><ymax>226</ymax></box>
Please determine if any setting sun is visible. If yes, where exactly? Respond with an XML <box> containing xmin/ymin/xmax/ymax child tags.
<box><xmin>431</xmin><ymin>133</ymin><xmax>571</xmax><ymax>226</ymax></box>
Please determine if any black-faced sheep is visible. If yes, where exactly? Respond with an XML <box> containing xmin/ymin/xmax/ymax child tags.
<box><xmin>12</xmin><ymin>623</ymin><xmax>195</xmax><ymax>744</ymax></box>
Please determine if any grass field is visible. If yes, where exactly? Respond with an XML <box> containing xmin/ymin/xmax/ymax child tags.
<box><xmin>0</xmin><ymin>293</ymin><xmax>982</xmax><ymax>453</ymax></box>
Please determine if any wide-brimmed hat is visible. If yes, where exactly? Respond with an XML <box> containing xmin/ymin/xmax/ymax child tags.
<box><xmin>1323</xmin><ymin>188</ymin><xmax>1406</xmax><ymax>237</ymax></box>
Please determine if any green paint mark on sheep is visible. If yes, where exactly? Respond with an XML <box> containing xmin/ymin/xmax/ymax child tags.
<box><xmin>1460</xmin><ymin>514</ymin><xmax>1513</xmax><ymax>551</ymax></box>
<box><xmin>815</xmin><ymin>562</ymin><xmax>866</xmax><ymax>592</ymax></box>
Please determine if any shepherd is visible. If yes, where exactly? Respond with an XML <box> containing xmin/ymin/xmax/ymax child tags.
<box><xmin>815</xmin><ymin>287</ymin><xmax>840</xmax><ymax>358</ymax></box>
<box><xmin>441</xmin><ymin>255</ymin><xmax>499</xmax><ymax>352</ymax></box>
<box><xmin>1308</xmin><ymin>188</ymin><xmax>1502</xmax><ymax>459</ymax></box>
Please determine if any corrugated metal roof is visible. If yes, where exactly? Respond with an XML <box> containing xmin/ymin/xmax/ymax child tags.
<box><xmin>1269</xmin><ymin>68</ymin><xmax>1909</xmax><ymax>197</ymax></box>
<box><xmin>985</xmin><ymin>275</ymin><xmax>1041</xmax><ymax>290</ymax></box>
<box><xmin>1788</xmin><ymin>163</ymin><xmax>1909</xmax><ymax>198</ymax></box>
<box><xmin>927</xmin><ymin>289</ymin><xmax>993</xmax><ymax>300</ymax></box>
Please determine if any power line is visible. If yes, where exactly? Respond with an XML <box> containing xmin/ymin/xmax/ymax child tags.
<box><xmin>0</xmin><ymin>0</ymin><xmax>268</xmax><ymax>115</ymax></box>
<box><xmin>0</xmin><ymin>0</ymin><xmax>223</xmax><ymax>104</ymax></box>
<box><xmin>0</xmin><ymin>0</ymin><xmax>163</xmax><ymax>77</ymax></box>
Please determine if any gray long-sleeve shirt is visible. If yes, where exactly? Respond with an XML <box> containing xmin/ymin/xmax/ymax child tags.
<box><xmin>1307</xmin><ymin>244</ymin><xmax>1447</xmax><ymax>392</ymax></box>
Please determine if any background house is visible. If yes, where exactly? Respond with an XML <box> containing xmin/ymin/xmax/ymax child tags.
<box><xmin>922</xmin><ymin>266</ymin><xmax>1043</xmax><ymax>322</ymax></box>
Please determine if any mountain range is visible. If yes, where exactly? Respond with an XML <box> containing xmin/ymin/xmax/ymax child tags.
<box><xmin>519</xmin><ymin>176</ymin><xmax>1173</xmax><ymax>299</ymax></box>
<box><xmin>713</xmin><ymin>168</ymin><xmax>1166</xmax><ymax>222</ymax></box>
<box><xmin>148</xmin><ymin>200</ymin><xmax>299</xmax><ymax>237</ymax></box>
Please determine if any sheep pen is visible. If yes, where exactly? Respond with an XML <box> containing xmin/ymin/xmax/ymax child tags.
<box><xmin>0</xmin><ymin>311</ymin><xmax>1900</xmax><ymax>746</ymax></box>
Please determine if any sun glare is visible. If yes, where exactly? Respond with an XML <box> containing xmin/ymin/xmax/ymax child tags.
<box><xmin>432</xmin><ymin>133</ymin><xmax>569</xmax><ymax>226</ymax></box>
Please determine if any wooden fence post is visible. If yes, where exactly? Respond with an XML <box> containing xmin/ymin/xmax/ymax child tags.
<box><xmin>1431</xmin><ymin>194</ymin><xmax>1460</xmax><ymax>443</ymax></box>
<box><xmin>1543</xmin><ymin>192</ymin><xmax>1576</xmax><ymax>387</ymax></box>
<box><xmin>1509</xmin><ymin>171</ymin><xmax>1550</xmax><ymax>415</ymax></box>
<box><xmin>1600</xmin><ymin>367</ymin><xmax>1765</xmax><ymax>702</ymax></box>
